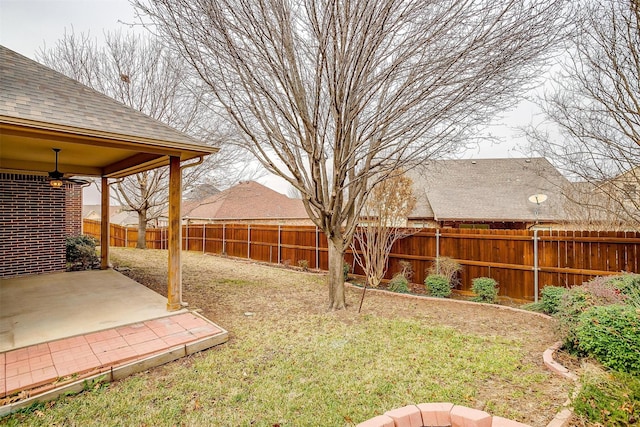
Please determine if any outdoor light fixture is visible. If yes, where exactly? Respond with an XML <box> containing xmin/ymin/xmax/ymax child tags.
<box><xmin>48</xmin><ymin>148</ymin><xmax>65</xmax><ymax>188</ymax></box>
<box><xmin>47</xmin><ymin>148</ymin><xmax>90</xmax><ymax>187</ymax></box>
<box><xmin>49</xmin><ymin>179</ymin><xmax>63</xmax><ymax>188</ymax></box>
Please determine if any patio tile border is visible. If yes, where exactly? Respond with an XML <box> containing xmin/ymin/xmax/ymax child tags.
<box><xmin>0</xmin><ymin>311</ymin><xmax>228</xmax><ymax>417</ymax></box>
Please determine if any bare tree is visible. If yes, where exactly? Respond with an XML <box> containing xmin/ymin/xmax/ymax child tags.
<box><xmin>136</xmin><ymin>0</ymin><xmax>570</xmax><ymax>308</ymax></box>
<box><xmin>351</xmin><ymin>172</ymin><xmax>416</xmax><ymax>311</ymax></box>
<box><xmin>528</xmin><ymin>0</ymin><xmax>640</xmax><ymax>229</ymax></box>
<box><xmin>38</xmin><ymin>29</ymin><xmax>259</xmax><ymax>247</ymax></box>
<box><xmin>561</xmin><ymin>181</ymin><xmax>638</xmax><ymax>231</ymax></box>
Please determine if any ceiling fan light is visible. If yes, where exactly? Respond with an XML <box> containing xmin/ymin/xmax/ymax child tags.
<box><xmin>50</xmin><ymin>179</ymin><xmax>63</xmax><ymax>188</ymax></box>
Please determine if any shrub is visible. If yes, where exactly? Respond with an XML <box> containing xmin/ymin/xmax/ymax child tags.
<box><xmin>427</xmin><ymin>257</ymin><xmax>462</xmax><ymax>289</ymax></box>
<box><xmin>66</xmin><ymin>235</ymin><xmax>99</xmax><ymax>271</ymax></box>
<box><xmin>297</xmin><ymin>259</ymin><xmax>309</xmax><ymax>271</ymax></box>
<box><xmin>521</xmin><ymin>301</ymin><xmax>545</xmax><ymax>313</ymax></box>
<box><xmin>398</xmin><ymin>260</ymin><xmax>414</xmax><ymax>281</ymax></box>
<box><xmin>539</xmin><ymin>286</ymin><xmax>567</xmax><ymax>315</ymax></box>
<box><xmin>471</xmin><ymin>277</ymin><xmax>499</xmax><ymax>303</ymax></box>
<box><xmin>343</xmin><ymin>262</ymin><xmax>350</xmax><ymax>281</ymax></box>
<box><xmin>609</xmin><ymin>273</ymin><xmax>640</xmax><ymax>308</ymax></box>
<box><xmin>425</xmin><ymin>274</ymin><xmax>451</xmax><ymax>298</ymax></box>
<box><xmin>555</xmin><ymin>276</ymin><xmax>631</xmax><ymax>352</ymax></box>
<box><xmin>575</xmin><ymin>304</ymin><xmax>640</xmax><ymax>374</ymax></box>
<box><xmin>388</xmin><ymin>274</ymin><xmax>410</xmax><ymax>294</ymax></box>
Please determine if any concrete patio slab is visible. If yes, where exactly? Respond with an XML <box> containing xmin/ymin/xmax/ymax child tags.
<box><xmin>0</xmin><ymin>270</ymin><xmax>228</xmax><ymax>413</ymax></box>
<box><xmin>0</xmin><ymin>269</ymin><xmax>186</xmax><ymax>352</ymax></box>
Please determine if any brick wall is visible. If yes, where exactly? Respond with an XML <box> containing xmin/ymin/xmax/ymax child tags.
<box><xmin>64</xmin><ymin>182</ymin><xmax>83</xmax><ymax>236</ymax></box>
<box><xmin>0</xmin><ymin>174</ymin><xmax>83</xmax><ymax>277</ymax></box>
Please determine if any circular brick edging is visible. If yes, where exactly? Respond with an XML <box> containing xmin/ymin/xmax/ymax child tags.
<box><xmin>347</xmin><ymin>284</ymin><xmax>579</xmax><ymax>427</ymax></box>
<box><xmin>356</xmin><ymin>402</ymin><xmax>532</xmax><ymax>427</ymax></box>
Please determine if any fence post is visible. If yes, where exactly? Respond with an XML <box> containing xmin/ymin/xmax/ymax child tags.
<box><xmin>247</xmin><ymin>224</ymin><xmax>251</xmax><ymax>259</ymax></box>
<box><xmin>435</xmin><ymin>228</ymin><xmax>440</xmax><ymax>259</ymax></box>
<box><xmin>202</xmin><ymin>223</ymin><xmax>206</xmax><ymax>253</ymax></box>
<box><xmin>533</xmin><ymin>229</ymin><xmax>539</xmax><ymax>302</ymax></box>
<box><xmin>125</xmin><ymin>225</ymin><xmax>128</xmax><ymax>248</ymax></box>
<box><xmin>223</xmin><ymin>223</ymin><xmax>226</xmax><ymax>254</ymax></box>
<box><xmin>278</xmin><ymin>225</ymin><xmax>281</xmax><ymax>264</ymax></box>
<box><xmin>315</xmin><ymin>226</ymin><xmax>319</xmax><ymax>269</ymax></box>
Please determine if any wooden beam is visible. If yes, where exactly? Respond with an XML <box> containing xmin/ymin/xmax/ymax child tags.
<box><xmin>100</xmin><ymin>177</ymin><xmax>110</xmax><ymax>270</ymax></box>
<box><xmin>167</xmin><ymin>156</ymin><xmax>182</xmax><ymax>311</ymax></box>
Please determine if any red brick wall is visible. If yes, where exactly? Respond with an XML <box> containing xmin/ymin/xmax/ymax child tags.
<box><xmin>0</xmin><ymin>174</ymin><xmax>83</xmax><ymax>277</ymax></box>
<box><xmin>65</xmin><ymin>182</ymin><xmax>83</xmax><ymax>236</ymax></box>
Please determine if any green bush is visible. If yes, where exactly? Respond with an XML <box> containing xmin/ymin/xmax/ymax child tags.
<box><xmin>540</xmin><ymin>286</ymin><xmax>567</xmax><ymax>315</ymax></box>
<box><xmin>521</xmin><ymin>301</ymin><xmax>545</xmax><ymax>313</ymax></box>
<box><xmin>471</xmin><ymin>277</ymin><xmax>499</xmax><ymax>303</ymax></box>
<box><xmin>66</xmin><ymin>235</ymin><xmax>99</xmax><ymax>271</ymax></box>
<box><xmin>388</xmin><ymin>274</ymin><xmax>410</xmax><ymax>294</ymax></box>
<box><xmin>425</xmin><ymin>274</ymin><xmax>451</xmax><ymax>298</ymax></box>
<box><xmin>575</xmin><ymin>304</ymin><xmax>640</xmax><ymax>374</ymax></box>
<box><xmin>555</xmin><ymin>278</ymin><xmax>628</xmax><ymax>352</ymax></box>
<box><xmin>609</xmin><ymin>273</ymin><xmax>640</xmax><ymax>308</ymax></box>
<box><xmin>573</xmin><ymin>368</ymin><xmax>640</xmax><ymax>426</ymax></box>
<box><xmin>343</xmin><ymin>262</ymin><xmax>350</xmax><ymax>281</ymax></box>
<box><xmin>427</xmin><ymin>257</ymin><xmax>462</xmax><ymax>289</ymax></box>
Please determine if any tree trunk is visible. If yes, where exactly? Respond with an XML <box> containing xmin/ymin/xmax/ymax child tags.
<box><xmin>327</xmin><ymin>237</ymin><xmax>346</xmax><ymax>310</ymax></box>
<box><xmin>136</xmin><ymin>211</ymin><xmax>147</xmax><ymax>249</ymax></box>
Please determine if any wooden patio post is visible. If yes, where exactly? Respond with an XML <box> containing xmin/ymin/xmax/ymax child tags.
<box><xmin>100</xmin><ymin>177</ymin><xmax>110</xmax><ymax>269</ymax></box>
<box><xmin>167</xmin><ymin>156</ymin><xmax>182</xmax><ymax>311</ymax></box>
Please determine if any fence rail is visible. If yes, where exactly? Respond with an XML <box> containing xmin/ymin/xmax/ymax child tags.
<box><xmin>83</xmin><ymin>219</ymin><xmax>640</xmax><ymax>301</ymax></box>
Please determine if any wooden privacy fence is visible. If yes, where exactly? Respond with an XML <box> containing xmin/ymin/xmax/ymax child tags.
<box><xmin>83</xmin><ymin>219</ymin><xmax>640</xmax><ymax>301</ymax></box>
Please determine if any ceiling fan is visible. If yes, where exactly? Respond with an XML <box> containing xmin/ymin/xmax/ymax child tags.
<box><xmin>48</xmin><ymin>148</ymin><xmax>90</xmax><ymax>187</ymax></box>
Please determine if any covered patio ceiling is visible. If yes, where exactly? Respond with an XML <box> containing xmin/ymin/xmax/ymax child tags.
<box><xmin>0</xmin><ymin>117</ymin><xmax>215</xmax><ymax>179</ymax></box>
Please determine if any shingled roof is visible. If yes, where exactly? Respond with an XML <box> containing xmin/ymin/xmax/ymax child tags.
<box><xmin>0</xmin><ymin>45</ymin><xmax>204</xmax><ymax>146</ymax></box>
<box><xmin>184</xmin><ymin>181</ymin><xmax>309</xmax><ymax>221</ymax></box>
<box><xmin>0</xmin><ymin>46</ymin><xmax>216</xmax><ymax>178</ymax></box>
<box><xmin>407</xmin><ymin>158</ymin><xmax>569</xmax><ymax>222</ymax></box>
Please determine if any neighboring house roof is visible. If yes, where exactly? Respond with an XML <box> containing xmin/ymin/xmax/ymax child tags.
<box><xmin>184</xmin><ymin>183</ymin><xmax>221</xmax><ymax>201</ymax></box>
<box><xmin>407</xmin><ymin>158</ymin><xmax>569</xmax><ymax>222</ymax></box>
<box><xmin>109</xmin><ymin>211</ymin><xmax>140</xmax><ymax>227</ymax></box>
<box><xmin>82</xmin><ymin>205</ymin><xmax>122</xmax><ymax>219</ymax></box>
<box><xmin>183</xmin><ymin>181</ymin><xmax>308</xmax><ymax>220</ymax></box>
<box><xmin>0</xmin><ymin>46</ymin><xmax>217</xmax><ymax>179</ymax></box>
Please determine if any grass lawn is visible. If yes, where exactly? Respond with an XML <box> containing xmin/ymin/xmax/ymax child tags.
<box><xmin>2</xmin><ymin>248</ymin><xmax>571</xmax><ymax>426</ymax></box>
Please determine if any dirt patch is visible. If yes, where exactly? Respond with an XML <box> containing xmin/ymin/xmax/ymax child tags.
<box><xmin>110</xmin><ymin>248</ymin><xmax>572</xmax><ymax>427</ymax></box>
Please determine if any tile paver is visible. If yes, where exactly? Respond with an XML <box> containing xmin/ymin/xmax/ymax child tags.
<box><xmin>1</xmin><ymin>312</ymin><xmax>226</xmax><ymax>400</ymax></box>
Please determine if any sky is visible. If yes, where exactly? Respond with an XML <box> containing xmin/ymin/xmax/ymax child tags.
<box><xmin>0</xmin><ymin>0</ymin><xmax>541</xmax><ymax>202</ymax></box>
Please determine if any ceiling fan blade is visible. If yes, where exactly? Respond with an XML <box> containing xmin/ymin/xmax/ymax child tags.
<box><xmin>68</xmin><ymin>178</ymin><xmax>91</xmax><ymax>185</ymax></box>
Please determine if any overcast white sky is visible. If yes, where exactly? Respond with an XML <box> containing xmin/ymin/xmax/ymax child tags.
<box><xmin>1</xmin><ymin>0</ymin><xmax>541</xmax><ymax>201</ymax></box>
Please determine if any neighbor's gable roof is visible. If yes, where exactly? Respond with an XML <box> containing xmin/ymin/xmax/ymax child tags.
<box><xmin>0</xmin><ymin>46</ymin><xmax>217</xmax><ymax>178</ymax></box>
<box><xmin>184</xmin><ymin>181</ymin><xmax>309</xmax><ymax>220</ymax></box>
<box><xmin>407</xmin><ymin>158</ymin><xmax>569</xmax><ymax>222</ymax></box>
